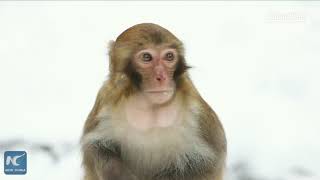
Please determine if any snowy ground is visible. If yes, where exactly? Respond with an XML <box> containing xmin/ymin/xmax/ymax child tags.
<box><xmin>0</xmin><ymin>1</ymin><xmax>320</xmax><ymax>180</ymax></box>
<box><xmin>0</xmin><ymin>140</ymin><xmax>319</xmax><ymax>180</ymax></box>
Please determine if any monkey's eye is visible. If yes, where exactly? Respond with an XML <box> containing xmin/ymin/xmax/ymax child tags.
<box><xmin>165</xmin><ymin>52</ymin><xmax>174</xmax><ymax>61</ymax></box>
<box><xmin>142</xmin><ymin>53</ymin><xmax>152</xmax><ymax>62</ymax></box>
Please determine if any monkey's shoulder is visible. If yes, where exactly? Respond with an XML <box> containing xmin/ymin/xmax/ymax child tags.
<box><xmin>196</xmin><ymin>97</ymin><xmax>227</xmax><ymax>155</ymax></box>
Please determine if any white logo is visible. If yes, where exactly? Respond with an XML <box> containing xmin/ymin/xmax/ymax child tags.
<box><xmin>5</xmin><ymin>153</ymin><xmax>26</xmax><ymax>166</ymax></box>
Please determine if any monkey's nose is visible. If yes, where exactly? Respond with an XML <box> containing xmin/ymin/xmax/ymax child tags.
<box><xmin>156</xmin><ymin>74</ymin><xmax>166</xmax><ymax>82</ymax></box>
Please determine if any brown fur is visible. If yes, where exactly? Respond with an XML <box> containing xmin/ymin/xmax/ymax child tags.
<box><xmin>81</xmin><ymin>23</ymin><xmax>227</xmax><ymax>180</ymax></box>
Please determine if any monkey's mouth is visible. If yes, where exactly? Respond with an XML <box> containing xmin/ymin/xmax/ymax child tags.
<box><xmin>144</xmin><ymin>90</ymin><xmax>173</xmax><ymax>95</ymax></box>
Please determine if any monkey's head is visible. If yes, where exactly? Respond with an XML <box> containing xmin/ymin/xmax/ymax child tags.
<box><xmin>109</xmin><ymin>23</ymin><xmax>189</xmax><ymax>105</ymax></box>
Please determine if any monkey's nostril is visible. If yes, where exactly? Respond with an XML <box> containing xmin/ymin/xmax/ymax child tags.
<box><xmin>156</xmin><ymin>75</ymin><xmax>166</xmax><ymax>82</ymax></box>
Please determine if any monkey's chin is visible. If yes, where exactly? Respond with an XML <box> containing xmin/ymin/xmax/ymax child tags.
<box><xmin>143</xmin><ymin>90</ymin><xmax>175</xmax><ymax>105</ymax></box>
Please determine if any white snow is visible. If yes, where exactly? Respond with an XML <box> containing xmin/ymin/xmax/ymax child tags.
<box><xmin>0</xmin><ymin>1</ymin><xmax>319</xmax><ymax>180</ymax></box>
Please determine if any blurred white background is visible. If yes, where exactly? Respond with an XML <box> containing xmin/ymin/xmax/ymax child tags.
<box><xmin>0</xmin><ymin>1</ymin><xmax>319</xmax><ymax>180</ymax></box>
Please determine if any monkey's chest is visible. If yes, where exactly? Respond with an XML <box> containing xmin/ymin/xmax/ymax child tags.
<box><xmin>113</xmin><ymin>108</ymin><xmax>195</xmax><ymax>152</ymax></box>
<box><xmin>124</xmin><ymin>102</ymin><xmax>180</xmax><ymax>131</ymax></box>
<box><xmin>107</xmin><ymin>118</ymin><xmax>215</xmax><ymax>178</ymax></box>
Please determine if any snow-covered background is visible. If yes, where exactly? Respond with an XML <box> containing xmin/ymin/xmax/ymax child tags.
<box><xmin>0</xmin><ymin>1</ymin><xmax>319</xmax><ymax>180</ymax></box>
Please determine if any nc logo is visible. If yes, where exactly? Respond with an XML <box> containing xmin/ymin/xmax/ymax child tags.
<box><xmin>4</xmin><ymin>151</ymin><xmax>27</xmax><ymax>175</ymax></box>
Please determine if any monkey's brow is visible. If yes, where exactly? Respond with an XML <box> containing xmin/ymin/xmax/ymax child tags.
<box><xmin>149</xmin><ymin>43</ymin><xmax>179</xmax><ymax>50</ymax></box>
<box><xmin>167</xmin><ymin>43</ymin><xmax>180</xmax><ymax>49</ymax></box>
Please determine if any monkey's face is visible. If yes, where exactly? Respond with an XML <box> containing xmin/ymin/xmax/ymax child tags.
<box><xmin>131</xmin><ymin>46</ymin><xmax>178</xmax><ymax>105</ymax></box>
<box><xmin>111</xmin><ymin>23</ymin><xmax>189</xmax><ymax>105</ymax></box>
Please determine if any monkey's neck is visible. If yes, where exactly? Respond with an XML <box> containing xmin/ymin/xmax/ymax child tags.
<box><xmin>124</xmin><ymin>93</ymin><xmax>181</xmax><ymax>131</ymax></box>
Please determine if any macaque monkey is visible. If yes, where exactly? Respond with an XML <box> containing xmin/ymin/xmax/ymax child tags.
<box><xmin>81</xmin><ymin>23</ymin><xmax>227</xmax><ymax>180</ymax></box>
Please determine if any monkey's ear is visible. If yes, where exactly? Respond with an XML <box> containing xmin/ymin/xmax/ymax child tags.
<box><xmin>108</xmin><ymin>40</ymin><xmax>115</xmax><ymax>50</ymax></box>
<box><xmin>174</xmin><ymin>55</ymin><xmax>191</xmax><ymax>80</ymax></box>
<box><xmin>108</xmin><ymin>40</ymin><xmax>116</xmax><ymax>74</ymax></box>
